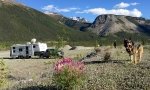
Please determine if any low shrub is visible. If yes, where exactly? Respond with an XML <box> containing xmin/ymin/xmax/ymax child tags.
<box><xmin>0</xmin><ymin>60</ymin><xmax>7</xmax><ymax>88</ymax></box>
<box><xmin>94</xmin><ymin>47</ymin><xmax>101</xmax><ymax>54</ymax></box>
<box><xmin>103</xmin><ymin>52</ymin><xmax>111</xmax><ymax>62</ymax></box>
<box><xmin>52</xmin><ymin>58</ymin><xmax>85</xmax><ymax>90</ymax></box>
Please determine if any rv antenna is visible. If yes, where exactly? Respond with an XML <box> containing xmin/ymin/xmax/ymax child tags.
<box><xmin>31</xmin><ymin>38</ymin><xmax>36</xmax><ymax>44</ymax></box>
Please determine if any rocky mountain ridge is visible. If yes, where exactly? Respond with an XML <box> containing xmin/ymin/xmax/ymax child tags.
<box><xmin>47</xmin><ymin>13</ymin><xmax>150</xmax><ymax>37</ymax></box>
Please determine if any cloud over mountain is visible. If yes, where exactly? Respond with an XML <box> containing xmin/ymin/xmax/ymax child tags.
<box><xmin>42</xmin><ymin>2</ymin><xmax>142</xmax><ymax>19</ymax></box>
<box><xmin>42</xmin><ymin>4</ymin><xmax>79</xmax><ymax>13</ymax></box>
<box><xmin>76</xmin><ymin>2</ymin><xmax>141</xmax><ymax>17</ymax></box>
<box><xmin>76</xmin><ymin>8</ymin><xmax>142</xmax><ymax>17</ymax></box>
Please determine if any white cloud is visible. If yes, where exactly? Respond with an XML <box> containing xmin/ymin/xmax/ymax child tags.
<box><xmin>76</xmin><ymin>8</ymin><xmax>142</xmax><ymax>17</ymax></box>
<box><xmin>55</xmin><ymin>8</ymin><xmax>70</xmax><ymax>12</ymax></box>
<box><xmin>42</xmin><ymin>5</ymin><xmax>79</xmax><ymax>13</ymax></box>
<box><xmin>42</xmin><ymin>5</ymin><xmax>54</xmax><ymax>11</ymax></box>
<box><xmin>131</xmin><ymin>2</ymin><xmax>139</xmax><ymax>6</ymax></box>
<box><xmin>115</xmin><ymin>2</ymin><xmax>130</xmax><ymax>8</ymax></box>
<box><xmin>69</xmin><ymin>8</ymin><xmax>80</xmax><ymax>10</ymax></box>
<box><xmin>114</xmin><ymin>2</ymin><xmax>140</xmax><ymax>9</ymax></box>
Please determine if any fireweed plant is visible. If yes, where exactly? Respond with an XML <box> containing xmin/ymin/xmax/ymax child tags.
<box><xmin>52</xmin><ymin>58</ymin><xmax>85</xmax><ymax>90</ymax></box>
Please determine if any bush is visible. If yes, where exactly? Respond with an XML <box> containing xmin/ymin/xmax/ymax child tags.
<box><xmin>94</xmin><ymin>47</ymin><xmax>101</xmax><ymax>54</ymax></box>
<box><xmin>0</xmin><ymin>60</ymin><xmax>7</xmax><ymax>88</ymax></box>
<box><xmin>103</xmin><ymin>52</ymin><xmax>111</xmax><ymax>62</ymax></box>
<box><xmin>52</xmin><ymin>58</ymin><xmax>85</xmax><ymax>90</ymax></box>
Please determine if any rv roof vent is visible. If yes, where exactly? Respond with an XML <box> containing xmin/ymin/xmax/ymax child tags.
<box><xmin>31</xmin><ymin>38</ymin><xmax>36</xmax><ymax>43</ymax></box>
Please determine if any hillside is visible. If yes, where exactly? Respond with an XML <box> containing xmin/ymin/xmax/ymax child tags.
<box><xmin>0</xmin><ymin>1</ymin><xmax>96</xmax><ymax>43</ymax></box>
<box><xmin>47</xmin><ymin>13</ymin><xmax>150</xmax><ymax>44</ymax></box>
<box><xmin>87</xmin><ymin>14</ymin><xmax>150</xmax><ymax>37</ymax></box>
<box><xmin>47</xmin><ymin>13</ymin><xmax>150</xmax><ymax>37</ymax></box>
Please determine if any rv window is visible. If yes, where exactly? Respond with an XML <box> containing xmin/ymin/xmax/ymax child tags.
<box><xmin>13</xmin><ymin>47</ymin><xmax>15</xmax><ymax>49</ymax></box>
<box><xmin>13</xmin><ymin>50</ymin><xmax>15</xmax><ymax>53</ymax></box>
<box><xmin>19</xmin><ymin>48</ymin><xmax>23</xmax><ymax>52</ymax></box>
<box><xmin>33</xmin><ymin>45</ymin><xmax>36</xmax><ymax>48</ymax></box>
<box><xmin>26</xmin><ymin>46</ymin><xmax>28</xmax><ymax>50</ymax></box>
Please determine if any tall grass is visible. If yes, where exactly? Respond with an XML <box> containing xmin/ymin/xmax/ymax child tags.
<box><xmin>0</xmin><ymin>60</ymin><xmax>7</xmax><ymax>88</ymax></box>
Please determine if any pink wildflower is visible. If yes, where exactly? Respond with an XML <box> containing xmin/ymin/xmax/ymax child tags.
<box><xmin>54</xmin><ymin>58</ymin><xmax>84</xmax><ymax>73</ymax></box>
<box><xmin>53</xmin><ymin>58</ymin><xmax>85</xmax><ymax>89</ymax></box>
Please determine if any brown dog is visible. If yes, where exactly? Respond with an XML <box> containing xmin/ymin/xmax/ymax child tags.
<box><xmin>124</xmin><ymin>39</ymin><xmax>144</xmax><ymax>64</ymax></box>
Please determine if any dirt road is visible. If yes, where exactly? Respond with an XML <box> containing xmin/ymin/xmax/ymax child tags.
<box><xmin>0</xmin><ymin>50</ymin><xmax>10</xmax><ymax>58</ymax></box>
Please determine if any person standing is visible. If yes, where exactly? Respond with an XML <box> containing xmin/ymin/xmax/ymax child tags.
<box><xmin>113</xmin><ymin>40</ymin><xmax>117</xmax><ymax>48</ymax></box>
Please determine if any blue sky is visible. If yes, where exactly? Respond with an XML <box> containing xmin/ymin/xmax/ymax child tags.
<box><xmin>16</xmin><ymin>0</ymin><xmax>149</xmax><ymax>22</ymax></box>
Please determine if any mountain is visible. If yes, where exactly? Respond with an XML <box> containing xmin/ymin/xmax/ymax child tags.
<box><xmin>47</xmin><ymin>13</ymin><xmax>150</xmax><ymax>37</ymax></box>
<box><xmin>0</xmin><ymin>1</ymin><xmax>96</xmax><ymax>43</ymax></box>
<box><xmin>87</xmin><ymin>14</ymin><xmax>150</xmax><ymax>37</ymax></box>
<box><xmin>46</xmin><ymin>13</ymin><xmax>150</xmax><ymax>44</ymax></box>
<box><xmin>46</xmin><ymin>12</ymin><xmax>91</xmax><ymax>31</ymax></box>
<box><xmin>70</xmin><ymin>17</ymin><xmax>88</xmax><ymax>23</ymax></box>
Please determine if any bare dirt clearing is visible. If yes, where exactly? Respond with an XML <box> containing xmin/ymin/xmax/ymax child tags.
<box><xmin>0</xmin><ymin>51</ymin><xmax>10</xmax><ymax>58</ymax></box>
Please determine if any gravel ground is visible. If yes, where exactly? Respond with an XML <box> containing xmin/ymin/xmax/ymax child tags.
<box><xmin>0</xmin><ymin>45</ymin><xmax>150</xmax><ymax>90</ymax></box>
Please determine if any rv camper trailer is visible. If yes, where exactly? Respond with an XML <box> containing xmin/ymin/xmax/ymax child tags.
<box><xmin>10</xmin><ymin>42</ymin><xmax>47</xmax><ymax>59</ymax></box>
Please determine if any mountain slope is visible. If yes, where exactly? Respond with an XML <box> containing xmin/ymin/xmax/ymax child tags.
<box><xmin>126</xmin><ymin>16</ymin><xmax>150</xmax><ymax>35</ymax></box>
<box><xmin>86</xmin><ymin>14</ymin><xmax>150</xmax><ymax>37</ymax></box>
<box><xmin>0</xmin><ymin>1</ymin><xmax>95</xmax><ymax>42</ymax></box>
<box><xmin>46</xmin><ymin>13</ymin><xmax>91</xmax><ymax>31</ymax></box>
<box><xmin>47</xmin><ymin>13</ymin><xmax>150</xmax><ymax>38</ymax></box>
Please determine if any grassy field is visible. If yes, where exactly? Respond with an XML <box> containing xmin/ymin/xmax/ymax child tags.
<box><xmin>1</xmin><ymin>45</ymin><xmax>150</xmax><ymax>90</ymax></box>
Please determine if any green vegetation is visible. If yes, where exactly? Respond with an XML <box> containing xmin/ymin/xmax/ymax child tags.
<box><xmin>0</xmin><ymin>60</ymin><xmax>7</xmax><ymax>88</ymax></box>
<box><xmin>52</xmin><ymin>58</ymin><xmax>85</xmax><ymax>90</ymax></box>
<box><xmin>0</xmin><ymin>2</ymin><xmax>99</xmax><ymax>50</ymax></box>
<box><xmin>0</xmin><ymin>2</ymin><xmax>96</xmax><ymax>44</ymax></box>
<box><xmin>96</xmin><ymin>31</ymin><xmax>150</xmax><ymax>46</ymax></box>
<box><xmin>48</xmin><ymin>14</ymin><xmax>91</xmax><ymax>31</ymax></box>
<box><xmin>103</xmin><ymin>52</ymin><xmax>111</xmax><ymax>62</ymax></box>
<box><xmin>47</xmin><ymin>30</ymin><xmax>150</xmax><ymax>48</ymax></box>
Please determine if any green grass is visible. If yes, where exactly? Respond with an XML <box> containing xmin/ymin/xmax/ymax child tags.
<box><xmin>0</xmin><ymin>60</ymin><xmax>7</xmax><ymax>88</ymax></box>
<box><xmin>96</xmin><ymin>31</ymin><xmax>150</xmax><ymax>46</ymax></box>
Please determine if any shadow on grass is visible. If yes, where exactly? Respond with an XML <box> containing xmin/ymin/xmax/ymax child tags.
<box><xmin>17</xmin><ymin>85</ymin><xmax>59</xmax><ymax>90</ymax></box>
<box><xmin>84</xmin><ymin>61</ymin><xmax>106</xmax><ymax>65</ymax></box>
<box><xmin>112</xmin><ymin>59</ymin><xmax>130</xmax><ymax>63</ymax></box>
<box><xmin>84</xmin><ymin>59</ymin><xmax>130</xmax><ymax>65</ymax></box>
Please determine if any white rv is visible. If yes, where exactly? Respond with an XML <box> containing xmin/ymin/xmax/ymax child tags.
<box><xmin>10</xmin><ymin>42</ymin><xmax>47</xmax><ymax>59</ymax></box>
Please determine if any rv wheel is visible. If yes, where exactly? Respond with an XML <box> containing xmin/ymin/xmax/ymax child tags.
<box><xmin>39</xmin><ymin>55</ymin><xmax>43</xmax><ymax>58</ymax></box>
<box><xmin>18</xmin><ymin>56</ymin><xmax>24</xmax><ymax>59</ymax></box>
<box><xmin>26</xmin><ymin>56</ymin><xmax>31</xmax><ymax>59</ymax></box>
<box><xmin>46</xmin><ymin>56</ymin><xmax>49</xmax><ymax>59</ymax></box>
